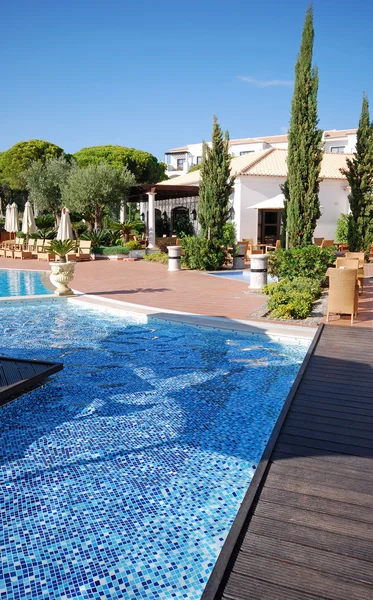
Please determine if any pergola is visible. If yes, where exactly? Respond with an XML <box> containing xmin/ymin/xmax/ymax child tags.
<box><xmin>128</xmin><ymin>184</ymin><xmax>199</xmax><ymax>248</ymax></box>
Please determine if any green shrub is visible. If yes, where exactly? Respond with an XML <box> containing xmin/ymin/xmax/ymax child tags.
<box><xmin>181</xmin><ymin>236</ymin><xmax>227</xmax><ymax>270</ymax></box>
<box><xmin>270</xmin><ymin>301</ymin><xmax>311</xmax><ymax>320</ymax></box>
<box><xmin>35</xmin><ymin>214</ymin><xmax>55</xmax><ymax>229</ymax></box>
<box><xmin>222</xmin><ymin>222</ymin><xmax>236</xmax><ymax>247</ymax></box>
<box><xmin>335</xmin><ymin>214</ymin><xmax>350</xmax><ymax>244</ymax></box>
<box><xmin>173</xmin><ymin>213</ymin><xmax>195</xmax><ymax>237</ymax></box>
<box><xmin>93</xmin><ymin>245</ymin><xmax>130</xmax><ymax>256</ymax></box>
<box><xmin>268</xmin><ymin>245</ymin><xmax>335</xmax><ymax>280</ymax></box>
<box><xmin>262</xmin><ymin>277</ymin><xmax>321</xmax><ymax>298</ymax></box>
<box><xmin>81</xmin><ymin>229</ymin><xmax>112</xmax><ymax>247</ymax></box>
<box><xmin>263</xmin><ymin>277</ymin><xmax>321</xmax><ymax>320</ymax></box>
<box><xmin>124</xmin><ymin>240</ymin><xmax>142</xmax><ymax>251</ymax></box>
<box><xmin>143</xmin><ymin>252</ymin><xmax>168</xmax><ymax>264</ymax></box>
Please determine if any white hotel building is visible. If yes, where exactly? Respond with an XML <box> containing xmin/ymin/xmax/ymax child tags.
<box><xmin>164</xmin><ymin>129</ymin><xmax>357</xmax><ymax>178</ymax></box>
<box><xmin>151</xmin><ymin>129</ymin><xmax>357</xmax><ymax>246</ymax></box>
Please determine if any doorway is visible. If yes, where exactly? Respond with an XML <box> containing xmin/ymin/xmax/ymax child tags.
<box><xmin>258</xmin><ymin>210</ymin><xmax>282</xmax><ymax>246</ymax></box>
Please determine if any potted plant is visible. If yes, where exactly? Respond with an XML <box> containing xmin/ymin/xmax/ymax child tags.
<box><xmin>48</xmin><ymin>239</ymin><xmax>78</xmax><ymax>296</ymax></box>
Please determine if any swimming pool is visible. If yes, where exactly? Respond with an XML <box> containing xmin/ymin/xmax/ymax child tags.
<box><xmin>209</xmin><ymin>270</ymin><xmax>276</xmax><ymax>283</ymax></box>
<box><xmin>0</xmin><ymin>301</ymin><xmax>308</xmax><ymax>599</ymax></box>
<box><xmin>0</xmin><ymin>269</ymin><xmax>52</xmax><ymax>297</ymax></box>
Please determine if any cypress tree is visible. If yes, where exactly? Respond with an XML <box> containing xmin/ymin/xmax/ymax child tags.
<box><xmin>198</xmin><ymin>116</ymin><xmax>235</xmax><ymax>240</ymax></box>
<box><xmin>342</xmin><ymin>94</ymin><xmax>373</xmax><ymax>254</ymax></box>
<box><xmin>286</xmin><ymin>5</ymin><xmax>323</xmax><ymax>246</ymax></box>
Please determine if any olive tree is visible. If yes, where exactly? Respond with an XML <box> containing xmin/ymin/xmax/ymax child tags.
<box><xmin>23</xmin><ymin>154</ymin><xmax>74</xmax><ymax>224</ymax></box>
<box><xmin>62</xmin><ymin>162</ymin><xmax>135</xmax><ymax>230</ymax></box>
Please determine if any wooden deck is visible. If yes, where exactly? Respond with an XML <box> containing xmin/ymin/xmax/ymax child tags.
<box><xmin>202</xmin><ymin>324</ymin><xmax>373</xmax><ymax>600</ymax></box>
<box><xmin>0</xmin><ymin>356</ymin><xmax>63</xmax><ymax>406</ymax></box>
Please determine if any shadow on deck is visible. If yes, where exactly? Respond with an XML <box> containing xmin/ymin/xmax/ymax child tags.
<box><xmin>202</xmin><ymin>324</ymin><xmax>373</xmax><ymax>600</ymax></box>
<box><xmin>0</xmin><ymin>356</ymin><xmax>63</xmax><ymax>407</ymax></box>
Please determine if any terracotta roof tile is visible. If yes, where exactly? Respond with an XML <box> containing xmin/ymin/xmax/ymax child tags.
<box><xmin>165</xmin><ymin>146</ymin><xmax>188</xmax><ymax>153</ymax></box>
<box><xmin>229</xmin><ymin>137</ymin><xmax>264</xmax><ymax>146</ymax></box>
<box><xmin>258</xmin><ymin>134</ymin><xmax>288</xmax><ymax>143</ymax></box>
<box><xmin>324</xmin><ymin>129</ymin><xmax>357</xmax><ymax>139</ymax></box>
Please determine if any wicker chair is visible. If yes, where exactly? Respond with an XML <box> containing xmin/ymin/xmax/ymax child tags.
<box><xmin>321</xmin><ymin>239</ymin><xmax>335</xmax><ymax>248</ymax></box>
<box><xmin>327</xmin><ymin>268</ymin><xmax>358</xmax><ymax>325</ymax></box>
<box><xmin>265</xmin><ymin>240</ymin><xmax>281</xmax><ymax>252</ymax></box>
<box><xmin>335</xmin><ymin>258</ymin><xmax>359</xmax><ymax>269</ymax></box>
<box><xmin>345</xmin><ymin>251</ymin><xmax>364</xmax><ymax>268</ymax></box>
<box><xmin>314</xmin><ymin>237</ymin><xmax>324</xmax><ymax>246</ymax></box>
<box><xmin>343</xmin><ymin>253</ymin><xmax>365</xmax><ymax>291</ymax></box>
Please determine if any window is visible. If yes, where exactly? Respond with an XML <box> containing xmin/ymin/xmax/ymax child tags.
<box><xmin>177</xmin><ymin>158</ymin><xmax>185</xmax><ymax>170</ymax></box>
<box><xmin>240</xmin><ymin>150</ymin><xmax>254</xmax><ymax>156</ymax></box>
<box><xmin>330</xmin><ymin>146</ymin><xmax>345</xmax><ymax>153</ymax></box>
<box><xmin>196</xmin><ymin>156</ymin><xmax>202</xmax><ymax>164</ymax></box>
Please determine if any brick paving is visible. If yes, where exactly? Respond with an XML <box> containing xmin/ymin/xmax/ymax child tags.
<box><xmin>0</xmin><ymin>258</ymin><xmax>267</xmax><ymax>321</ymax></box>
<box><xmin>1</xmin><ymin>257</ymin><xmax>372</xmax><ymax>327</ymax></box>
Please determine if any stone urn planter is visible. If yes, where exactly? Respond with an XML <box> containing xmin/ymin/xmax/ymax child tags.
<box><xmin>49</xmin><ymin>262</ymin><xmax>76</xmax><ymax>296</ymax></box>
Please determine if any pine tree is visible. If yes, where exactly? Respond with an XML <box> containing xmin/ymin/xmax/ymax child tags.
<box><xmin>342</xmin><ymin>94</ymin><xmax>373</xmax><ymax>254</ymax></box>
<box><xmin>198</xmin><ymin>116</ymin><xmax>235</xmax><ymax>241</ymax></box>
<box><xmin>286</xmin><ymin>5</ymin><xmax>323</xmax><ymax>246</ymax></box>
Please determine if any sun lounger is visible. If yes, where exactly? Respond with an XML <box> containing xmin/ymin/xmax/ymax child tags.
<box><xmin>37</xmin><ymin>240</ymin><xmax>55</xmax><ymax>261</ymax></box>
<box><xmin>13</xmin><ymin>249</ymin><xmax>33</xmax><ymax>260</ymax></box>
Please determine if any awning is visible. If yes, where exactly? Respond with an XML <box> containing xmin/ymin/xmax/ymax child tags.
<box><xmin>249</xmin><ymin>193</ymin><xmax>285</xmax><ymax>210</ymax></box>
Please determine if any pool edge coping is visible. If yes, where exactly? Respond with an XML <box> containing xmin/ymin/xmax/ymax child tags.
<box><xmin>0</xmin><ymin>287</ymin><xmax>316</xmax><ymax>341</ymax></box>
<box><xmin>68</xmin><ymin>292</ymin><xmax>316</xmax><ymax>340</ymax></box>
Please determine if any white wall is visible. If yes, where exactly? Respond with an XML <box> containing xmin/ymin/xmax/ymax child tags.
<box><xmin>269</xmin><ymin>141</ymin><xmax>288</xmax><ymax>149</ymax></box>
<box><xmin>315</xmin><ymin>180</ymin><xmax>350</xmax><ymax>240</ymax></box>
<box><xmin>229</xmin><ymin>141</ymin><xmax>268</xmax><ymax>157</ymax></box>
<box><xmin>233</xmin><ymin>175</ymin><xmax>349</xmax><ymax>242</ymax></box>
<box><xmin>323</xmin><ymin>134</ymin><xmax>356</xmax><ymax>154</ymax></box>
<box><xmin>235</xmin><ymin>176</ymin><xmax>285</xmax><ymax>241</ymax></box>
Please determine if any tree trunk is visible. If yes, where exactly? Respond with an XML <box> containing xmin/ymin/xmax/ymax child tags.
<box><xmin>94</xmin><ymin>207</ymin><xmax>103</xmax><ymax>230</ymax></box>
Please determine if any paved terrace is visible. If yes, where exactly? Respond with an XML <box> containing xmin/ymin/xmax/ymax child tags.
<box><xmin>0</xmin><ymin>258</ymin><xmax>267</xmax><ymax>320</ymax></box>
<box><xmin>1</xmin><ymin>258</ymin><xmax>372</xmax><ymax>326</ymax></box>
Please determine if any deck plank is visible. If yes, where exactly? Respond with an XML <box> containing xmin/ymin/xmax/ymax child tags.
<box><xmin>202</xmin><ymin>325</ymin><xmax>373</xmax><ymax>600</ymax></box>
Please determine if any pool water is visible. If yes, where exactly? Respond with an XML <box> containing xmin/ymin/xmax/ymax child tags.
<box><xmin>0</xmin><ymin>269</ymin><xmax>52</xmax><ymax>297</ymax></box>
<box><xmin>209</xmin><ymin>270</ymin><xmax>276</xmax><ymax>283</ymax></box>
<box><xmin>0</xmin><ymin>301</ymin><xmax>308</xmax><ymax>600</ymax></box>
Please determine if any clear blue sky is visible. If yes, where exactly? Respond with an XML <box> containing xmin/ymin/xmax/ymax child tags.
<box><xmin>1</xmin><ymin>0</ymin><xmax>372</xmax><ymax>160</ymax></box>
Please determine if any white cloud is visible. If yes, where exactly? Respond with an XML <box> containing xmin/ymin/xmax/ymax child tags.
<box><xmin>237</xmin><ymin>75</ymin><xmax>293</xmax><ymax>88</ymax></box>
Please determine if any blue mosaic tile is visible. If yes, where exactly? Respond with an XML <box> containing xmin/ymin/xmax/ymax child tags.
<box><xmin>0</xmin><ymin>301</ymin><xmax>308</xmax><ymax>599</ymax></box>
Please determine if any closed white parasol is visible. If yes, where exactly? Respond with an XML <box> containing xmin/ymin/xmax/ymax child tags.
<box><xmin>8</xmin><ymin>203</ymin><xmax>19</xmax><ymax>233</ymax></box>
<box><xmin>4</xmin><ymin>204</ymin><xmax>12</xmax><ymax>232</ymax></box>
<box><xmin>57</xmin><ymin>207</ymin><xmax>73</xmax><ymax>241</ymax></box>
<box><xmin>22</xmin><ymin>201</ymin><xmax>37</xmax><ymax>235</ymax></box>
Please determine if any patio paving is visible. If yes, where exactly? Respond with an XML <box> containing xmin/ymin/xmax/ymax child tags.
<box><xmin>1</xmin><ymin>258</ymin><xmax>372</xmax><ymax>326</ymax></box>
<box><xmin>0</xmin><ymin>258</ymin><xmax>267</xmax><ymax>321</ymax></box>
